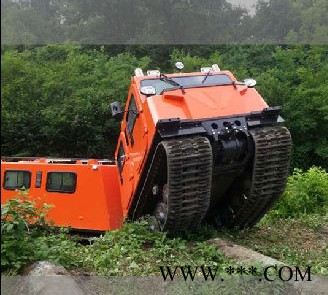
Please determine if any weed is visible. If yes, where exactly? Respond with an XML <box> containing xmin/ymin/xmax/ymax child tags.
<box><xmin>1</xmin><ymin>191</ymin><xmax>78</xmax><ymax>273</ymax></box>
<box><xmin>72</xmin><ymin>221</ymin><xmax>235</xmax><ymax>276</ymax></box>
<box><xmin>269</xmin><ymin>167</ymin><xmax>328</xmax><ymax>219</ymax></box>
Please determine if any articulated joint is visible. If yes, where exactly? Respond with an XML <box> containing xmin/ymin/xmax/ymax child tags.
<box><xmin>201</xmin><ymin>118</ymin><xmax>250</xmax><ymax>173</ymax></box>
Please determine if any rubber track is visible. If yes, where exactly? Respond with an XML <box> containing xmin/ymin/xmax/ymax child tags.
<box><xmin>160</xmin><ymin>137</ymin><xmax>212</xmax><ymax>233</ymax></box>
<box><xmin>132</xmin><ymin>136</ymin><xmax>212</xmax><ymax>233</ymax></box>
<box><xmin>225</xmin><ymin>126</ymin><xmax>292</xmax><ymax>228</ymax></box>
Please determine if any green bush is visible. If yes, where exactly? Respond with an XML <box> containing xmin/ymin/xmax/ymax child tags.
<box><xmin>73</xmin><ymin>220</ymin><xmax>231</xmax><ymax>276</ymax></box>
<box><xmin>1</xmin><ymin>191</ymin><xmax>77</xmax><ymax>274</ymax></box>
<box><xmin>269</xmin><ymin>167</ymin><xmax>328</xmax><ymax>218</ymax></box>
<box><xmin>2</xmin><ymin>45</ymin><xmax>328</xmax><ymax>170</ymax></box>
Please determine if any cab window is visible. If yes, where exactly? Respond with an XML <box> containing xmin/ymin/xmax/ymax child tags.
<box><xmin>3</xmin><ymin>170</ymin><xmax>31</xmax><ymax>190</ymax></box>
<box><xmin>126</xmin><ymin>95</ymin><xmax>138</xmax><ymax>136</ymax></box>
<box><xmin>46</xmin><ymin>172</ymin><xmax>77</xmax><ymax>193</ymax></box>
<box><xmin>117</xmin><ymin>141</ymin><xmax>125</xmax><ymax>174</ymax></box>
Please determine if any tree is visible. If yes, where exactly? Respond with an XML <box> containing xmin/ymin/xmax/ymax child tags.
<box><xmin>1</xmin><ymin>45</ymin><xmax>151</xmax><ymax>157</ymax></box>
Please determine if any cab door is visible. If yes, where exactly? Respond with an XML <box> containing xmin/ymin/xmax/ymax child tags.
<box><xmin>116</xmin><ymin>89</ymin><xmax>148</xmax><ymax>213</ymax></box>
<box><xmin>116</xmin><ymin>135</ymin><xmax>133</xmax><ymax>215</ymax></box>
<box><xmin>125</xmin><ymin>92</ymin><xmax>148</xmax><ymax>174</ymax></box>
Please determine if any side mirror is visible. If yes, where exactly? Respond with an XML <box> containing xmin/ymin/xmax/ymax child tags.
<box><xmin>110</xmin><ymin>101</ymin><xmax>124</xmax><ymax>120</ymax></box>
<box><xmin>243</xmin><ymin>79</ymin><xmax>257</xmax><ymax>88</ymax></box>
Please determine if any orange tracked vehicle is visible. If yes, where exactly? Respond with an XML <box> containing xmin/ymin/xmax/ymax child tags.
<box><xmin>1</xmin><ymin>63</ymin><xmax>292</xmax><ymax>233</ymax></box>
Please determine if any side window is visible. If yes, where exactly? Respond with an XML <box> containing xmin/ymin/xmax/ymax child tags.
<box><xmin>35</xmin><ymin>171</ymin><xmax>42</xmax><ymax>188</ymax></box>
<box><xmin>3</xmin><ymin>170</ymin><xmax>31</xmax><ymax>190</ymax></box>
<box><xmin>117</xmin><ymin>141</ymin><xmax>125</xmax><ymax>174</ymax></box>
<box><xmin>126</xmin><ymin>95</ymin><xmax>138</xmax><ymax>139</ymax></box>
<box><xmin>46</xmin><ymin>172</ymin><xmax>77</xmax><ymax>193</ymax></box>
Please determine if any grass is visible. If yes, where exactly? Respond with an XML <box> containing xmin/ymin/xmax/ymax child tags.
<box><xmin>218</xmin><ymin>214</ymin><xmax>328</xmax><ymax>275</ymax></box>
<box><xmin>67</xmin><ymin>221</ymin><xmax>238</xmax><ymax>276</ymax></box>
<box><xmin>2</xmin><ymin>213</ymin><xmax>327</xmax><ymax>276</ymax></box>
<box><xmin>49</xmin><ymin>213</ymin><xmax>328</xmax><ymax>277</ymax></box>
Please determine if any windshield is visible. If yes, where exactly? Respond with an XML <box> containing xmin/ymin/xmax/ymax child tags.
<box><xmin>141</xmin><ymin>74</ymin><xmax>233</xmax><ymax>95</ymax></box>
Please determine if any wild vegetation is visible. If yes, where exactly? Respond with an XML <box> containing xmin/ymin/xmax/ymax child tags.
<box><xmin>1</xmin><ymin>45</ymin><xmax>327</xmax><ymax>170</ymax></box>
<box><xmin>2</xmin><ymin>168</ymin><xmax>327</xmax><ymax>275</ymax></box>
<box><xmin>221</xmin><ymin>167</ymin><xmax>328</xmax><ymax>275</ymax></box>
<box><xmin>1</xmin><ymin>191</ymin><xmax>76</xmax><ymax>273</ymax></box>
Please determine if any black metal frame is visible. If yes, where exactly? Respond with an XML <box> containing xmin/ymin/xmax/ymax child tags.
<box><xmin>157</xmin><ymin>107</ymin><xmax>283</xmax><ymax>139</ymax></box>
<box><xmin>156</xmin><ymin>107</ymin><xmax>284</xmax><ymax>174</ymax></box>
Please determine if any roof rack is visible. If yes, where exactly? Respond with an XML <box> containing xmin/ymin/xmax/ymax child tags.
<box><xmin>1</xmin><ymin>157</ymin><xmax>115</xmax><ymax>165</ymax></box>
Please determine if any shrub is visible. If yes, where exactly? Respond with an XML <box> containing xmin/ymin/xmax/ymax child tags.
<box><xmin>269</xmin><ymin>167</ymin><xmax>328</xmax><ymax>218</ymax></box>
<box><xmin>1</xmin><ymin>191</ymin><xmax>77</xmax><ymax>273</ymax></box>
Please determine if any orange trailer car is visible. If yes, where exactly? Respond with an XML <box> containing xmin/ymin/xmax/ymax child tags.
<box><xmin>1</xmin><ymin>158</ymin><xmax>123</xmax><ymax>231</ymax></box>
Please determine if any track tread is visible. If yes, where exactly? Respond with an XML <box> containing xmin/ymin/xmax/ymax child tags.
<box><xmin>223</xmin><ymin>125</ymin><xmax>292</xmax><ymax>228</ymax></box>
<box><xmin>159</xmin><ymin>136</ymin><xmax>213</xmax><ymax>233</ymax></box>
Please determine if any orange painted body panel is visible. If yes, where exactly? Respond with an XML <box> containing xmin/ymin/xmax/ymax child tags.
<box><xmin>1</xmin><ymin>160</ymin><xmax>123</xmax><ymax>231</ymax></box>
<box><xmin>147</xmin><ymin>86</ymin><xmax>267</xmax><ymax>122</ymax></box>
<box><xmin>136</xmin><ymin>71</ymin><xmax>268</xmax><ymax>123</ymax></box>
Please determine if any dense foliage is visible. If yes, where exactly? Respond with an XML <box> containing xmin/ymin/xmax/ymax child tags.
<box><xmin>269</xmin><ymin>167</ymin><xmax>328</xmax><ymax>218</ymax></box>
<box><xmin>1</xmin><ymin>46</ymin><xmax>150</xmax><ymax>157</ymax></box>
<box><xmin>1</xmin><ymin>45</ymin><xmax>327</xmax><ymax>169</ymax></box>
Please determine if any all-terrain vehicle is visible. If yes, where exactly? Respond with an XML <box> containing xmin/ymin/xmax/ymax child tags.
<box><xmin>110</xmin><ymin>63</ymin><xmax>292</xmax><ymax>233</ymax></box>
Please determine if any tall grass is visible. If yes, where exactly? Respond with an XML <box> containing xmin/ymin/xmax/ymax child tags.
<box><xmin>269</xmin><ymin>167</ymin><xmax>328</xmax><ymax>218</ymax></box>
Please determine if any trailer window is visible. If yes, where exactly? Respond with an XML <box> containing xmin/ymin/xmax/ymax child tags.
<box><xmin>46</xmin><ymin>172</ymin><xmax>77</xmax><ymax>193</ymax></box>
<box><xmin>3</xmin><ymin>170</ymin><xmax>31</xmax><ymax>190</ymax></box>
